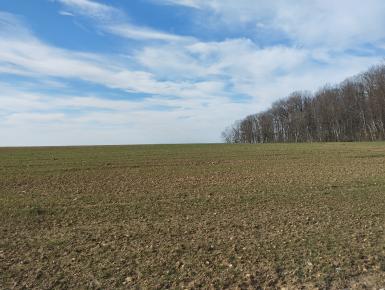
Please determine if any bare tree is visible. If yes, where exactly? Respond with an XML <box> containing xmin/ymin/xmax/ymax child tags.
<box><xmin>223</xmin><ymin>63</ymin><xmax>385</xmax><ymax>143</ymax></box>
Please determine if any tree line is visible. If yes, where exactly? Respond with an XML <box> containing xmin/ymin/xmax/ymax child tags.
<box><xmin>222</xmin><ymin>64</ymin><xmax>385</xmax><ymax>143</ymax></box>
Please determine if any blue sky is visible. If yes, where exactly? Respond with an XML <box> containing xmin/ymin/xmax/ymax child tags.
<box><xmin>1</xmin><ymin>0</ymin><xmax>385</xmax><ymax>146</ymax></box>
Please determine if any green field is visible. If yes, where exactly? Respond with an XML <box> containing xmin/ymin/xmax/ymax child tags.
<box><xmin>1</xmin><ymin>143</ymin><xmax>385</xmax><ymax>289</ymax></box>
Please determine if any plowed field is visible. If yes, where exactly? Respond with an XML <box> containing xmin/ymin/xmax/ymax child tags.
<box><xmin>1</xmin><ymin>143</ymin><xmax>385</xmax><ymax>289</ymax></box>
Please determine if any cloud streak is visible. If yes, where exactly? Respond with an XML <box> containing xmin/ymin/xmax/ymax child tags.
<box><xmin>56</xmin><ymin>0</ymin><xmax>121</xmax><ymax>20</ymax></box>
<box><xmin>154</xmin><ymin>0</ymin><xmax>385</xmax><ymax>50</ymax></box>
<box><xmin>1</xmin><ymin>0</ymin><xmax>385</xmax><ymax>145</ymax></box>
<box><xmin>57</xmin><ymin>0</ymin><xmax>191</xmax><ymax>42</ymax></box>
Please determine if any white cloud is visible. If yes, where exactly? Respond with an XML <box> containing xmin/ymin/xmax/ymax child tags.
<box><xmin>154</xmin><ymin>0</ymin><xmax>203</xmax><ymax>9</ymax></box>
<box><xmin>56</xmin><ymin>0</ymin><xmax>121</xmax><ymax>20</ymax></box>
<box><xmin>0</xmin><ymin>13</ymin><xmax>215</xmax><ymax>98</ymax></box>
<box><xmin>6</xmin><ymin>112</ymin><xmax>66</xmax><ymax>124</ymax></box>
<box><xmin>0</xmin><ymin>81</ymin><xmax>254</xmax><ymax>145</ymax></box>
<box><xmin>1</xmin><ymin>2</ymin><xmax>385</xmax><ymax>145</ymax></box>
<box><xmin>106</xmin><ymin>24</ymin><xmax>192</xmax><ymax>42</ymax></box>
<box><xmin>154</xmin><ymin>0</ymin><xmax>385</xmax><ymax>50</ymax></box>
<box><xmin>59</xmin><ymin>11</ymin><xmax>75</xmax><ymax>17</ymax></box>
<box><xmin>57</xmin><ymin>0</ymin><xmax>190</xmax><ymax>42</ymax></box>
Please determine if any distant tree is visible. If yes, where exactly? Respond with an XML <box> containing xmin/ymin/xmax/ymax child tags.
<box><xmin>222</xmin><ymin>63</ymin><xmax>385</xmax><ymax>143</ymax></box>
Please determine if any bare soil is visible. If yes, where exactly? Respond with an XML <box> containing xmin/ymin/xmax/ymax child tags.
<box><xmin>1</xmin><ymin>143</ymin><xmax>385</xmax><ymax>289</ymax></box>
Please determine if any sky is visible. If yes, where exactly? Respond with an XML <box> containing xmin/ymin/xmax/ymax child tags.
<box><xmin>1</xmin><ymin>0</ymin><xmax>385</xmax><ymax>146</ymax></box>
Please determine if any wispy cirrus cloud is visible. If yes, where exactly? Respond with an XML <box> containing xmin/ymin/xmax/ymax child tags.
<box><xmin>56</xmin><ymin>0</ymin><xmax>191</xmax><ymax>42</ymax></box>
<box><xmin>0</xmin><ymin>77</ymin><xmax>252</xmax><ymax>145</ymax></box>
<box><xmin>58</xmin><ymin>10</ymin><xmax>75</xmax><ymax>17</ymax></box>
<box><xmin>56</xmin><ymin>0</ymin><xmax>121</xmax><ymax>20</ymax></box>
<box><xmin>105</xmin><ymin>24</ymin><xmax>192</xmax><ymax>42</ymax></box>
<box><xmin>155</xmin><ymin>0</ymin><xmax>203</xmax><ymax>8</ymax></box>
<box><xmin>0</xmin><ymin>11</ymin><xmax>254</xmax><ymax>145</ymax></box>
<box><xmin>1</xmin><ymin>0</ymin><xmax>385</xmax><ymax>146</ymax></box>
<box><xmin>153</xmin><ymin>0</ymin><xmax>385</xmax><ymax>50</ymax></box>
<box><xmin>0</xmin><ymin>12</ymin><xmax>205</xmax><ymax>96</ymax></box>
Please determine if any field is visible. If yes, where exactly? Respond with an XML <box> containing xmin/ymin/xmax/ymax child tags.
<box><xmin>1</xmin><ymin>143</ymin><xmax>385</xmax><ymax>289</ymax></box>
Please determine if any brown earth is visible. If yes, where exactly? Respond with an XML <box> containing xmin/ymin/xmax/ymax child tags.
<box><xmin>1</xmin><ymin>143</ymin><xmax>385</xmax><ymax>289</ymax></box>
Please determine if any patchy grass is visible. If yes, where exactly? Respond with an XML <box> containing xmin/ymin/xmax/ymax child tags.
<box><xmin>1</xmin><ymin>143</ymin><xmax>385</xmax><ymax>289</ymax></box>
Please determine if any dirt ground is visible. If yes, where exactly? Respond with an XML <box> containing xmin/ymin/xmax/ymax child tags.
<box><xmin>1</xmin><ymin>143</ymin><xmax>385</xmax><ymax>289</ymax></box>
